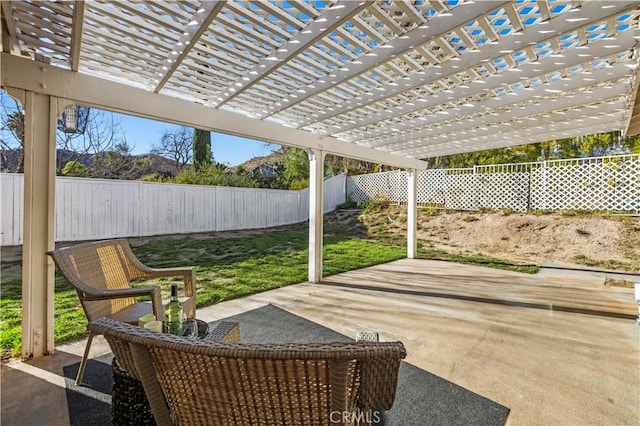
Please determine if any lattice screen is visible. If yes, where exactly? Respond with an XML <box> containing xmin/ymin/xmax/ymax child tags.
<box><xmin>530</xmin><ymin>156</ymin><xmax>640</xmax><ymax>211</ymax></box>
<box><xmin>347</xmin><ymin>170</ymin><xmax>409</xmax><ymax>203</ymax></box>
<box><xmin>347</xmin><ymin>154</ymin><xmax>639</xmax><ymax>212</ymax></box>
<box><xmin>475</xmin><ymin>172</ymin><xmax>530</xmax><ymax>211</ymax></box>
<box><xmin>418</xmin><ymin>170</ymin><xmax>447</xmax><ymax>206</ymax></box>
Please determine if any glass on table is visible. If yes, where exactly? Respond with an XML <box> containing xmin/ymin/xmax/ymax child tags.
<box><xmin>182</xmin><ymin>317</ymin><xmax>199</xmax><ymax>338</ymax></box>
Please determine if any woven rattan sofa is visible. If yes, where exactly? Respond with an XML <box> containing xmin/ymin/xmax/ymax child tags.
<box><xmin>48</xmin><ymin>238</ymin><xmax>196</xmax><ymax>385</ymax></box>
<box><xmin>89</xmin><ymin>317</ymin><xmax>407</xmax><ymax>426</ymax></box>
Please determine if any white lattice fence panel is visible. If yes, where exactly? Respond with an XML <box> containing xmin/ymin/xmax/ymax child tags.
<box><xmin>532</xmin><ymin>164</ymin><xmax>604</xmax><ymax>210</ymax></box>
<box><xmin>389</xmin><ymin>171</ymin><xmax>408</xmax><ymax>203</ymax></box>
<box><xmin>529</xmin><ymin>167</ymin><xmax>547</xmax><ymax>210</ymax></box>
<box><xmin>531</xmin><ymin>156</ymin><xmax>640</xmax><ymax>211</ymax></box>
<box><xmin>347</xmin><ymin>171</ymin><xmax>407</xmax><ymax>203</ymax></box>
<box><xmin>347</xmin><ymin>155</ymin><xmax>639</xmax><ymax>212</ymax></box>
<box><xmin>445</xmin><ymin>171</ymin><xmax>477</xmax><ymax>210</ymax></box>
<box><xmin>604</xmin><ymin>159</ymin><xmax>640</xmax><ymax>211</ymax></box>
<box><xmin>417</xmin><ymin>170</ymin><xmax>448</xmax><ymax>206</ymax></box>
<box><xmin>476</xmin><ymin>172</ymin><xmax>529</xmax><ymax>211</ymax></box>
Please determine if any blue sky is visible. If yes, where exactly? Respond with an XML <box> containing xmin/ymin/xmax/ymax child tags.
<box><xmin>1</xmin><ymin>91</ymin><xmax>279</xmax><ymax>167</ymax></box>
<box><xmin>116</xmin><ymin>113</ymin><xmax>279</xmax><ymax>166</ymax></box>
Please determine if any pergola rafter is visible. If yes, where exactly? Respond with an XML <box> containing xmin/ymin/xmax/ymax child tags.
<box><xmin>154</xmin><ymin>1</ymin><xmax>226</xmax><ymax>93</ymax></box>
<box><xmin>214</xmin><ymin>0</ymin><xmax>371</xmax><ymax>109</ymax></box>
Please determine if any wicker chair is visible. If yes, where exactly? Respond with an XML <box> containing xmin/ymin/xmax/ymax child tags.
<box><xmin>48</xmin><ymin>238</ymin><xmax>196</xmax><ymax>385</ymax></box>
<box><xmin>89</xmin><ymin>317</ymin><xmax>407</xmax><ymax>426</ymax></box>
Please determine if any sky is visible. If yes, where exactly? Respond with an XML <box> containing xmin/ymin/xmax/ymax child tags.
<box><xmin>1</xmin><ymin>90</ymin><xmax>280</xmax><ymax>167</ymax></box>
<box><xmin>116</xmin><ymin>113</ymin><xmax>279</xmax><ymax>166</ymax></box>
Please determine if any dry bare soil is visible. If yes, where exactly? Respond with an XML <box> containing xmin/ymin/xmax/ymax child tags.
<box><xmin>351</xmin><ymin>207</ymin><xmax>640</xmax><ymax>272</ymax></box>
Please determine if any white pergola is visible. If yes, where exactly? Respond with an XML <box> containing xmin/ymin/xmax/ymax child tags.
<box><xmin>2</xmin><ymin>0</ymin><xmax>640</xmax><ymax>359</ymax></box>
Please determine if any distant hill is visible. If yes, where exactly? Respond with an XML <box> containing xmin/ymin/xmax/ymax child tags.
<box><xmin>234</xmin><ymin>146</ymin><xmax>288</xmax><ymax>172</ymax></box>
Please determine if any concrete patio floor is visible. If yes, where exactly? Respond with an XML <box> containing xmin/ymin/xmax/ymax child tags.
<box><xmin>2</xmin><ymin>259</ymin><xmax>639</xmax><ymax>425</ymax></box>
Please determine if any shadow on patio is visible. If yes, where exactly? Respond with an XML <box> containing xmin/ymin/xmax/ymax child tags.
<box><xmin>2</xmin><ymin>259</ymin><xmax>639</xmax><ymax>425</ymax></box>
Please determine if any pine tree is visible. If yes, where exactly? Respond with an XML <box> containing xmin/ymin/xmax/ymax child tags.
<box><xmin>193</xmin><ymin>128</ymin><xmax>211</xmax><ymax>169</ymax></box>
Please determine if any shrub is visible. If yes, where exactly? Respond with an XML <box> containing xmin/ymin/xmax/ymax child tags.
<box><xmin>358</xmin><ymin>194</ymin><xmax>389</xmax><ymax>211</ymax></box>
<box><xmin>175</xmin><ymin>164</ymin><xmax>259</xmax><ymax>188</ymax></box>
<box><xmin>336</xmin><ymin>195</ymin><xmax>359</xmax><ymax>210</ymax></box>
<box><xmin>61</xmin><ymin>161</ymin><xmax>88</xmax><ymax>177</ymax></box>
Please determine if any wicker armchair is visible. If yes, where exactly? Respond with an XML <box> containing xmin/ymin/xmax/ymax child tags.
<box><xmin>89</xmin><ymin>317</ymin><xmax>407</xmax><ymax>426</ymax></box>
<box><xmin>47</xmin><ymin>238</ymin><xmax>196</xmax><ymax>385</ymax></box>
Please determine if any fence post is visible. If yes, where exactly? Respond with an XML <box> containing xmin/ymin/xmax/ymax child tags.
<box><xmin>541</xmin><ymin>161</ymin><xmax>547</xmax><ymax>210</ymax></box>
<box><xmin>473</xmin><ymin>165</ymin><xmax>478</xmax><ymax>210</ymax></box>
<box><xmin>407</xmin><ymin>169</ymin><xmax>417</xmax><ymax>259</ymax></box>
<box><xmin>527</xmin><ymin>163</ymin><xmax>532</xmax><ymax>211</ymax></box>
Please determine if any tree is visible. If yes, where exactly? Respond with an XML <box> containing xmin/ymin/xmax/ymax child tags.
<box><xmin>193</xmin><ymin>128</ymin><xmax>211</xmax><ymax>169</ymax></box>
<box><xmin>151</xmin><ymin>127</ymin><xmax>193</xmax><ymax>174</ymax></box>
<box><xmin>272</xmin><ymin>147</ymin><xmax>354</xmax><ymax>189</ymax></box>
<box><xmin>1</xmin><ymin>94</ymin><xmax>25</xmax><ymax>172</ymax></box>
<box><xmin>276</xmin><ymin>147</ymin><xmax>309</xmax><ymax>189</ymax></box>
<box><xmin>2</xmin><ymin>92</ymin><xmax>130</xmax><ymax>174</ymax></box>
<box><xmin>621</xmin><ymin>133</ymin><xmax>640</xmax><ymax>154</ymax></box>
<box><xmin>90</xmin><ymin>140</ymin><xmax>151</xmax><ymax>179</ymax></box>
<box><xmin>56</xmin><ymin>109</ymin><xmax>127</xmax><ymax>174</ymax></box>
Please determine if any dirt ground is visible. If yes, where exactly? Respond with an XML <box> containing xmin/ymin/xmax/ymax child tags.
<box><xmin>352</xmin><ymin>207</ymin><xmax>640</xmax><ymax>272</ymax></box>
<box><xmin>2</xmin><ymin>209</ymin><xmax>639</xmax><ymax>273</ymax></box>
<box><xmin>419</xmin><ymin>212</ymin><xmax>638</xmax><ymax>267</ymax></box>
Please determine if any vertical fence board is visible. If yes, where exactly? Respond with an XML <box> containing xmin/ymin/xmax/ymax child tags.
<box><xmin>0</xmin><ymin>174</ymin><xmax>21</xmax><ymax>245</ymax></box>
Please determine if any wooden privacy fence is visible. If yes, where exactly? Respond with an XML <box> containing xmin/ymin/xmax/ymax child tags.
<box><xmin>1</xmin><ymin>173</ymin><xmax>346</xmax><ymax>246</ymax></box>
<box><xmin>347</xmin><ymin>154</ymin><xmax>640</xmax><ymax>212</ymax></box>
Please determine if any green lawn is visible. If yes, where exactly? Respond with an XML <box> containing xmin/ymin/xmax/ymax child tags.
<box><xmin>0</xmin><ymin>215</ymin><xmax>537</xmax><ymax>359</ymax></box>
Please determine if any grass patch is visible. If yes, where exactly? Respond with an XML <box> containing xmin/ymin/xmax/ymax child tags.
<box><xmin>418</xmin><ymin>247</ymin><xmax>539</xmax><ymax>274</ymax></box>
<box><xmin>572</xmin><ymin>255</ymin><xmax>637</xmax><ymax>272</ymax></box>
<box><xmin>605</xmin><ymin>278</ymin><xmax>635</xmax><ymax>288</ymax></box>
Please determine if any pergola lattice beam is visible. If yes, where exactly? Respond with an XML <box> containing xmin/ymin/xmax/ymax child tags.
<box><xmin>356</xmin><ymin>53</ymin><xmax>635</xmax><ymax>147</ymax></box>
<box><xmin>322</xmin><ymin>2</ymin><xmax>640</xmax><ymax>136</ymax></box>
<box><xmin>69</xmin><ymin>0</ymin><xmax>84</xmax><ymax>71</ymax></box>
<box><xmin>154</xmin><ymin>1</ymin><xmax>226</xmax><ymax>93</ymax></box>
<box><xmin>262</xmin><ymin>1</ymin><xmax>510</xmax><ymax>120</ymax></box>
<box><xmin>1</xmin><ymin>1</ymin><xmax>20</xmax><ymax>55</ymax></box>
<box><xmin>215</xmin><ymin>0</ymin><xmax>371</xmax><ymax>109</ymax></box>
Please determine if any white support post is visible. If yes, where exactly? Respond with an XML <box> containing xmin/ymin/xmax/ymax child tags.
<box><xmin>21</xmin><ymin>92</ymin><xmax>58</xmax><ymax>358</ymax></box>
<box><xmin>308</xmin><ymin>148</ymin><xmax>325</xmax><ymax>283</ymax></box>
<box><xmin>407</xmin><ymin>168</ymin><xmax>418</xmax><ymax>259</ymax></box>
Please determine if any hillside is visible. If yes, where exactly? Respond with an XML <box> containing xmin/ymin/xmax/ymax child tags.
<box><xmin>335</xmin><ymin>207</ymin><xmax>640</xmax><ymax>272</ymax></box>
<box><xmin>233</xmin><ymin>146</ymin><xmax>288</xmax><ymax>171</ymax></box>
